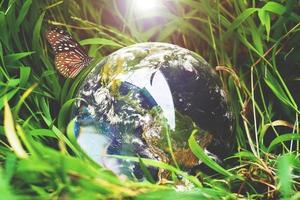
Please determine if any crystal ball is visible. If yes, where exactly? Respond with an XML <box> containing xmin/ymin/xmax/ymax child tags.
<box><xmin>72</xmin><ymin>43</ymin><xmax>232</xmax><ymax>180</ymax></box>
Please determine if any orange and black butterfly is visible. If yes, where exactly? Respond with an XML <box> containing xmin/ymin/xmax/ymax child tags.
<box><xmin>46</xmin><ymin>28</ymin><xmax>92</xmax><ymax>78</ymax></box>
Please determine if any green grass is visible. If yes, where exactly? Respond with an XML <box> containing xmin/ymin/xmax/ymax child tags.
<box><xmin>0</xmin><ymin>0</ymin><xmax>300</xmax><ymax>199</ymax></box>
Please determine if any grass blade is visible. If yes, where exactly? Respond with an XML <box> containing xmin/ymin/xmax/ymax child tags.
<box><xmin>188</xmin><ymin>130</ymin><xmax>234</xmax><ymax>177</ymax></box>
<box><xmin>4</xmin><ymin>99</ymin><xmax>28</xmax><ymax>159</ymax></box>
<box><xmin>80</xmin><ymin>38</ymin><xmax>123</xmax><ymax>47</ymax></box>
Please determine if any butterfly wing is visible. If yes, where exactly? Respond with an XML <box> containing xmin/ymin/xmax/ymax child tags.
<box><xmin>46</xmin><ymin>28</ymin><xmax>92</xmax><ymax>78</ymax></box>
<box><xmin>55</xmin><ymin>51</ymin><xmax>84</xmax><ymax>78</ymax></box>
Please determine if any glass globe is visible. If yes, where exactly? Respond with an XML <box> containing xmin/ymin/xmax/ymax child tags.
<box><xmin>72</xmin><ymin>43</ymin><xmax>232</xmax><ymax>180</ymax></box>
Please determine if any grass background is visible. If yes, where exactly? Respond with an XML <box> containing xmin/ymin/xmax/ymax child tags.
<box><xmin>0</xmin><ymin>0</ymin><xmax>300</xmax><ymax>199</ymax></box>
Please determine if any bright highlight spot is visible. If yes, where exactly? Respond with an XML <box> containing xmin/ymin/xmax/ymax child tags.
<box><xmin>133</xmin><ymin>0</ymin><xmax>161</xmax><ymax>13</ymax></box>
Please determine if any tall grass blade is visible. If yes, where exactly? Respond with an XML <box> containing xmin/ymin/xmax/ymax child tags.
<box><xmin>4</xmin><ymin>99</ymin><xmax>28</xmax><ymax>159</ymax></box>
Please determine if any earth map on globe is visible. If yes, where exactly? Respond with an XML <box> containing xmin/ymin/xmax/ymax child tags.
<box><xmin>72</xmin><ymin>42</ymin><xmax>233</xmax><ymax>181</ymax></box>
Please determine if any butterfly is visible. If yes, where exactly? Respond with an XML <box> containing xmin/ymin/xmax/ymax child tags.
<box><xmin>46</xmin><ymin>28</ymin><xmax>93</xmax><ymax>78</ymax></box>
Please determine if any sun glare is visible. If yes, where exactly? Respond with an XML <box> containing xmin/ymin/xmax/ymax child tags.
<box><xmin>133</xmin><ymin>0</ymin><xmax>161</xmax><ymax>13</ymax></box>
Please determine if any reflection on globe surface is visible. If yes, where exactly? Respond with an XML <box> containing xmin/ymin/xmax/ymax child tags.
<box><xmin>72</xmin><ymin>42</ymin><xmax>232</xmax><ymax>181</ymax></box>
